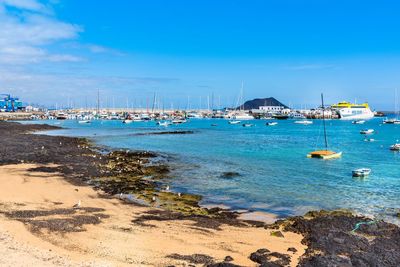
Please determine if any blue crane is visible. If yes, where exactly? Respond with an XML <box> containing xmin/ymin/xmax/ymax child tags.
<box><xmin>0</xmin><ymin>94</ymin><xmax>22</xmax><ymax>112</ymax></box>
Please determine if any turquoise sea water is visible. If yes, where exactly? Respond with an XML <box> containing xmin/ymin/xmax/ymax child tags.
<box><xmin>26</xmin><ymin>118</ymin><xmax>400</xmax><ymax>222</ymax></box>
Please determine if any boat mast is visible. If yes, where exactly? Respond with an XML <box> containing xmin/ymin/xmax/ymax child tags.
<box><xmin>321</xmin><ymin>93</ymin><xmax>328</xmax><ymax>151</ymax></box>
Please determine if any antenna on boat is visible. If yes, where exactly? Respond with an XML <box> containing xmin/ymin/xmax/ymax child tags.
<box><xmin>321</xmin><ymin>93</ymin><xmax>328</xmax><ymax>151</ymax></box>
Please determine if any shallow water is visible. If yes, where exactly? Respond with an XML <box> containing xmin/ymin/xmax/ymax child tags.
<box><xmin>26</xmin><ymin>118</ymin><xmax>400</xmax><ymax>221</ymax></box>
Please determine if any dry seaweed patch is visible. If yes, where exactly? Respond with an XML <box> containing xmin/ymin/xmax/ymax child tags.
<box><xmin>3</xmin><ymin>207</ymin><xmax>109</xmax><ymax>233</ymax></box>
<box><xmin>132</xmin><ymin>208</ymin><xmax>261</xmax><ymax>231</ymax></box>
<box><xmin>167</xmin><ymin>253</ymin><xmax>215</xmax><ymax>265</ymax></box>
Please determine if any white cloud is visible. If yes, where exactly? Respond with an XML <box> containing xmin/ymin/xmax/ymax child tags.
<box><xmin>0</xmin><ymin>0</ymin><xmax>48</xmax><ymax>12</ymax></box>
<box><xmin>0</xmin><ymin>0</ymin><xmax>82</xmax><ymax>64</ymax></box>
<box><xmin>47</xmin><ymin>54</ymin><xmax>83</xmax><ymax>62</ymax></box>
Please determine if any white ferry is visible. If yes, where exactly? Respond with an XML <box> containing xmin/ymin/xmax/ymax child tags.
<box><xmin>331</xmin><ymin>101</ymin><xmax>374</xmax><ymax>120</ymax></box>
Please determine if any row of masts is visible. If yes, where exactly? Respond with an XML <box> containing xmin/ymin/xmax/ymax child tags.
<box><xmin>53</xmin><ymin>88</ymin><xmax>248</xmax><ymax>112</ymax></box>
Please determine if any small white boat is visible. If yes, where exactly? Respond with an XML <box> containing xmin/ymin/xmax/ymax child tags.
<box><xmin>122</xmin><ymin>119</ymin><xmax>133</xmax><ymax>124</ymax></box>
<box><xmin>383</xmin><ymin>118</ymin><xmax>400</xmax><ymax>124</ymax></box>
<box><xmin>352</xmin><ymin>168</ymin><xmax>371</xmax><ymax>177</ymax></box>
<box><xmin>78</xmin><ymin>120</ymin><xmax>90</xmax><ymax>124</ymax></box>
<box><xmin>228</xmin><ymin>120</ymin><xmax>241</xmax><ymax>125</ymax></box>
<box><xmin>360</xmin><ymin>129</ymin><xmax>374</xmax><ymax>134</ymax></box>
<box><xmin>364</xmin><ymin>138</ymin><xmax>375</xmax><ymax>142</ymax></box>
<box><xmin>242</xmin><ymin>123</ymin><xmax>254</xmax><ymax>127</ymax></box>
<box><xmin>294</xmin><ymin>120</ymin><xmax>313</xmax><ymax>125</ymax></box>
<box><xmin>157</xmin><ymin>121</ymin><xmax>171</xmax><ymax>127</ymax></box>
<box><xmin>266</xmin><ymin>122</ymin><xmax>278</xmax><ymax>126</ymax></box>
<box><xmin>171</xmin><ymin>118</ymin><xmax>187</xmax><ymax>124</ymax></box>
<box><xmin>390</xmin><ymin>143</ymin><xmax>400</xmax><ymax>151</ymax></box>
<box><xmin>352</xmin><ymin>120</ymin><xmax>366</xmax><ymax>124</ymax></box>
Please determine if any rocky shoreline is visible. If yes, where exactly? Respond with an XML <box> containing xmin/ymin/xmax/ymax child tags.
<box><xmin>1</xmin><ymin>121</ymin><xmax>400</xmax><ymax>266</ymax></box>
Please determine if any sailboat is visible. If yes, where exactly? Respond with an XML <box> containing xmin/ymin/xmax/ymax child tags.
<box><xmin>231</xmin><ymin>82</ymin><xmax>254</xmax><ymax>120</ymax></box>
<box><xmin>307</xmin><ymin>94</ymin><xmax>342</xmax><ymax>160</ymax></box>
<box><xmin>383</xmin><ymin>89</ymin><xmax>400</xmax><ymax>124</ymax></box>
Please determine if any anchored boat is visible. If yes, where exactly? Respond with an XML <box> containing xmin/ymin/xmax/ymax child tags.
<box><xmin>352</xmin><ymin>168</ymin><xmax>371</xmax><ymax>177</ymax></box>
<box><xmin>266</xmin><ymin>122</ymin><xmax>278</xmax><ymax>126</ymax></box>
<box><xmin>307</xmin><ymin>93</ymin><xmax>342</xmax><ymax>160</ymax></box>
<box><xmin>360</xmin><ymin>129</ymin><xmax>374</xmax><ymax>134</ymax></box>
<box><xmin>390</xmin><ymin>143</ymin><xmax>400</xmax><ymax>151</ymax></box>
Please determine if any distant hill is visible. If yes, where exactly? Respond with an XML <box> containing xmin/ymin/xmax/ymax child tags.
<box><xmin>238</xmin><ymin>97</ymin><xmax>288</xmax><ymax>110</ymax></box>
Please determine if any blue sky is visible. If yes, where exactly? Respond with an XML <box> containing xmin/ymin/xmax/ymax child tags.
<box><xmin>1</xmin><ymin>0</ymin><xmax>400</xmax><ymax>110</ymax></box>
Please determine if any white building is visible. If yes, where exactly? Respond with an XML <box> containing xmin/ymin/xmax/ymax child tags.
<box><xmin>259</xmin><ymin>105</ymin><xmax>285</xmax><ymax>112</ymax></box>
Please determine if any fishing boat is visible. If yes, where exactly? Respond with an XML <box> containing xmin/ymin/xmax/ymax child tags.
<box><xmin>307</xmin><ymin>93</ymin><xmax>342</xmax><ymax>160</ymax></box>
<box><xmin>242</xmin><ymin>123</ymin><xmax>254</xmax><ymax>127</ymax></box>
<box><xmin>78</xmin><ymin>120</ymin><xmax>91</xmax><ymax>124</ymax></box>
<box><xmin>294</xmin><ymin>120</ymin><xmax>313</xmax><ymax>125</ymax></box>
<box><xmin>352</xmin><ymin>120</ymin><xmax>365</xmax><ymax>124</ymax></box>
<box><xmin>360</xmin><ymin>129</ymin><xmax>374</xmax><ymax>134</ymax></box>
<box><xmin>228</xmin><ymin>120</ymin><xmax>241</xmax><ymax>124</ymax></box>
<box><xmin>352</xmin><ymin>168</ymin><xmax>371</xmax><ymax>177</ymax></box>
<box><xmin>390</xmin><ymin>143</ymin><xmax>400</xmax><ymax>151</ymax></box>
<box><xmin>122</xmin><ymin>119</ymin><xmax>133</xmax><ymax>124</ymax></box>
<box><xmin>266</xmin><ymin>122</ymin><xmax>278</xmax><ymax>126</ymax></box>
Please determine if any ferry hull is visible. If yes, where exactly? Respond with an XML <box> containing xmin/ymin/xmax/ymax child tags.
<box><xmin>338</xmin><ymin>108</ymin><xmax>374</xmax><ymax>120</ymax></box>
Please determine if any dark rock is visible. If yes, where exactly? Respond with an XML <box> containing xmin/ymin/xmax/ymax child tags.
<box><xmin>287</xmin><ymin>247</ymin><xmax>297</xmax><ymax>253</ymax></box>
<box><xmin>224</xmin><ymin>256</ymin><xmax>234</xmax><ymax>262</ymax></box>
<box><xmin>268</xmin><ymin>252</ymin><xmax>291</xmax><ymax>266</ymax></box>
<box><xmin>220</xmin><ymin>172</ymin><xmax>241</xmax><ymax>179</ymax></box>
<box><xmin>250</xmin><ymin>250</ymin><xmax>269</xmax><ymax>264</ymax></box>
<box><xmin>166</xmin><ymin>253</ymin><xmax>214</xmax><ymax>265</ymax></box>
<box><xmin>256</xmin><ymin>248</ymin><xmax>271</xmax><ymax>254</ymax></box>
<box><xmin>135</xmin><ymin>130</ymin><xmax>194</xmax><ymax>136</ymax></box>
<box><xmin>208</xmin><ymin>263</ymin><xmax>241</xmax><ymax>267</ymax></box>
<box><xmin>250</xmin><ymin>249</ymin><xmax>291</xmax><ymax>266</ymax></box>
<box><xmin>259</xmin><ymin>262</ymin><xmax>282</xmax><ymax>267</ymax></box>
<box><xmin>274</xmin><ymin>210</ymin><xmax>400</xmax><ymax>267</ymax></box>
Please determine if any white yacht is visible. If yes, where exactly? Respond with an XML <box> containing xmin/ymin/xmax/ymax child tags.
<box><xmin>232</xmin><ymin>112</ymin><xmax>254</xmax><ymax>120</ymax></box>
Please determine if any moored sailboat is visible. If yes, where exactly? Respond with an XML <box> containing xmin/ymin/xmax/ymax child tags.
<box><xmin>307</xmin><ymin>93</ymin><xmax>342</xmax><ymax>160</ymax></box>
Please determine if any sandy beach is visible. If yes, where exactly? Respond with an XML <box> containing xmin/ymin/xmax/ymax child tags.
<box><xmin>0</xmin><ymin>163</ymin><xmax>305</xmax><ymax>266</ymax></box>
